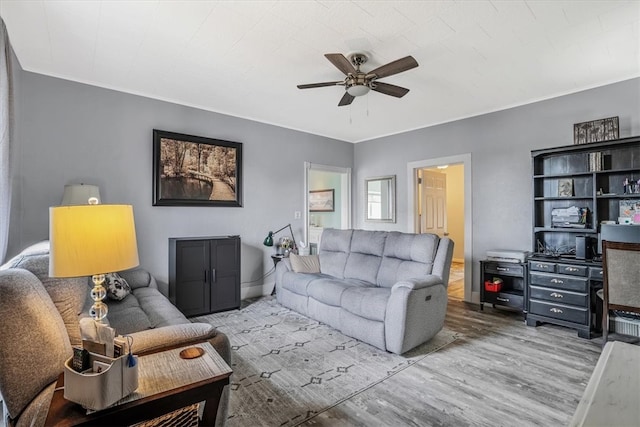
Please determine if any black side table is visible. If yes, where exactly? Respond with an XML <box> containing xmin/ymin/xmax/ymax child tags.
<box><xmin>271</xmin><ymin>255</ymin><xmax>285</xmax><ymax>295</ymax></box>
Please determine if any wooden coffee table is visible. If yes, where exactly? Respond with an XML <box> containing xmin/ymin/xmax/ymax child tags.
<box><xmin>45</xmin><ymin>342</ymin><xmax>232</xmax><ymax>426</ymax></box>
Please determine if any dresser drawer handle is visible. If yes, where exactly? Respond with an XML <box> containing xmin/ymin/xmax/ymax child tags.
<box><xmin>536</xmin><ymin>264</ymin><xmax>549</xmax><ymax>269</ymax></box>
<box><xmin>496</xmin><ymin>297</ymin><xmax>509</xmax><ymax>302</ymax></box>
<box><xmin>550</xmin><ymin>292</ymin><xmax>563</xmax><ymax>298</ymax></box>
<box><xmin>598</xmin><ymin>271</ymin><xmax>602</xmax><ymax>276</ymax></box>
<box><xmin>550</xmin><ymin>307</ymin><xmax>563</xmax><ymax>314</ymax></box>
<box><xmin>565</xmin><ymin>267</ymin><xmax>579</xmax><ymax>272</ymax></box>
<box><xmin>551</xmin><ymin>278</ymin><xmax>564</xmax><ymax>284</ymax></box>
<box><xmin>496</xmin><ymin>267</ymin><xmax>509</xmax><ymax>272</ymax></box>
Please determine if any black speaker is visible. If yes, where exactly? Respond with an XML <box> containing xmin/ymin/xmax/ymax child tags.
<box><xmin>576</xmin><ymin>236</ymin><xmax>592</xmax><ymax>259</ymax></box>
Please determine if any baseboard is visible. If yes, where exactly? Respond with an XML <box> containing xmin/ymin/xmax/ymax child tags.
<box><xmin>242</xmin><ymin>281</ymin><xmax>274</xmax><ymax>300</ymax></box>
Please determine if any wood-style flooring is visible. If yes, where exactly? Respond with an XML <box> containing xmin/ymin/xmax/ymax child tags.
<box><xmin>303</xmin><ymin>300</ymin><xmax>602</xmax><ymax>426</ymax></box>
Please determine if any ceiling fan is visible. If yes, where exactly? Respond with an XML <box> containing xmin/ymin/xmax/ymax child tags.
<box><xmin>297</xmin><ymin>53</ymin><xmax>419</xmax><ymax>106</ymax></box>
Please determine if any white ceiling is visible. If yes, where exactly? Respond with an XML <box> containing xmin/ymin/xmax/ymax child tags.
<box><xmin>1</xmin><ymin>1</ymin><xmax>639</xmax><ymax>143</ymax></box>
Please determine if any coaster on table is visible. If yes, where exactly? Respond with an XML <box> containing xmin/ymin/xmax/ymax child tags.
<box><xmin>179</xmin><ymin>347</ymin><xmax>205</xmax><ymax>359</ymax></box>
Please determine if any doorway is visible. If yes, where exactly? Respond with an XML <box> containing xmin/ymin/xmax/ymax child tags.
<box><xmin>304</xmin><ymin>162</ymin><xmax>351</xmax><ymax>253</ymax></box>
<box><xmin>408</xmin><ymin>154</ymin><xmax>472</xmax><ymax>302</ymax></box>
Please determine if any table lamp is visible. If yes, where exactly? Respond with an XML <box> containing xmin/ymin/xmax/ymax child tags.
<box><xmin>263</xmin><ymin>224</ymin><xmax>297</xmax><ymax>253</ymax></box>
<box><xmin>49</xmin><ymin>204</ymin><xmax>139</xmax><ymax>322</ymax></box>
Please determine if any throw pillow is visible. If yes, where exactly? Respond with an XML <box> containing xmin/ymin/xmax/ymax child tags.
<box><xmin>105</xmin><ymin>272</ymin><xmax>131</xmax><ymax>301</ymax></box>
<box><xmin>289</xmin><ymin>253</ymin><xmax>321</xmax><ymax>273</ymax></box>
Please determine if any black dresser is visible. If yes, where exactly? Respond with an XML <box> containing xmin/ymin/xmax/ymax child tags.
<box><xmin>526</xmin><ymin>256</ymin><xmax>602</xmax><ymax>338</ymax></box>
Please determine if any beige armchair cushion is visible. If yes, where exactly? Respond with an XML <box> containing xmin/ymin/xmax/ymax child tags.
<box><xmin>0</xmin><ymin>269</ymin><xmax>72</xmax><ymax>420</ymax></box>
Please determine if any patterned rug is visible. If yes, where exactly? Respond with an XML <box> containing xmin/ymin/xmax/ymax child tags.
<box><xmin>193</xmin><ymin>297</ymin><xmax>458</xmax><ymax>426</ymax></box>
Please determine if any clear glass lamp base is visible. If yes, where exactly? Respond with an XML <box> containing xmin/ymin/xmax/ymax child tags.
<box><xmin>90</xmin><ymin>274</ymin><xmax>108</xmax><ymax>322</ymax></box>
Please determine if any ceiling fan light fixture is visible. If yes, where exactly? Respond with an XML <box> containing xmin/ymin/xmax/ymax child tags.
<box><xmin>346</xmin><ymin>84</ymin><xmax>370</xmax><ymax>97</ymax></box>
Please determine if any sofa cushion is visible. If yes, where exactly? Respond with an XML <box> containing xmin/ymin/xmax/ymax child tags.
<box><xmin>133</xmin><ymin>287</ymin><xmax>189</xmax><ymax>328</ymax></box>
<box><xmin>342</xmin><ymin>230</ymin><xmax>386</xmax><ymax>284</ymax></box>
<box><xmin>0</xmin><ymin>269</ymin><xmax>72</xmax><ymax>420</ymax></box>
<box><xmin>377</xmin><ymin>232</ymin><xmax>439</xmax><ymax>288</ymax></box>
<box><xmin>318</xmin><ymin>229</ymin><xmax>352</xmax><ymax>278</ymax></box>
<box><xmin>289</xmin><ymin>254</ymin><xmax>321</xmax><ymax>273</ymax></box>
<box><xmin>105</xmin><ymin>292</ymin><xmax>153</xmax><ymax>335</ymax></box>
<box><xmin>281</xmin><ymin>270</ymin><xmax>323</xmax><ymax>296</ymax></box>
<box><xmin>119</xmin><ymin>268</ymin><xmax>159</xmax><ymax>290</ymax></box>
<box><xmin>340</xmin><ymin>286</ymin><xmax>390</xmax><ymax>322</ymax></box>
<box><xmin>307</xmin><ymin>277</ymin><xmax>370</xmax><ymax>307</ymax></box>
<box><xmin>1</xmin><ymin>244</ymin><xmax>88</xmax><ymax>347</ymax></box>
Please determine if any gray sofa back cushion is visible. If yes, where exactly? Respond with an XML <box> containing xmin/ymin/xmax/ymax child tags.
<box><xmin>319</xmin><ymin>229</ymin><xmax>353</xmax><ymax>279</ymax></box>
<box><xmin>344</xmin><ymin>230</ymin><xmax>387</xmax><ymax>284</ymax></box>
<box><xmin>1</xmin><ymin>242</ymin><xmax>89</xmax><ymax>347</ymax></box>
<box><xmin>377</xmin><ymin>232</ymin><xmax>440</xmax><ymax>288</ymax></box>
<box><xmin>0</xmin><ymin>269</ymin><xmax>72</xmax><ymax>420</ymax></box>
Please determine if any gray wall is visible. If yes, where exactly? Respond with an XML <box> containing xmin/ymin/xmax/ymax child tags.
<box><xmin>8</xmin><ymin>71</ymin><xmax>353</xmax><ymax>297</ymax></box>
<box><xmin>354</xmin><ymin>77</ymin><xmax>640</xmax><ymax>299</ymax></box>
<box><xmin>7</xmin><ymin>59</ymin><xmax>639</xmax><ymax>302</ymax></box>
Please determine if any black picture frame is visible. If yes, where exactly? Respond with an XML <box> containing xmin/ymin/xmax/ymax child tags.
<box><xmin>309</xmin><ymin>189</ymin><xmax>335</xmax><ymax>212</ymax></box>
<box><xmin>573</xmin><ymin>116</ymin><xmax>619</xmax><ymax>145</ymax></box>
<box><xmin>153</xmin><ymin>129</ymin><xmax>242</xmax><ymax>207</ymax></box>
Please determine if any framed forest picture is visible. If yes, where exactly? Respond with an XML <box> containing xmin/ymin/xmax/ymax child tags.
<box><xmin>153</xmin><ymin>129</ymin><xmax>243</xmax><ymax>207</ymax></box>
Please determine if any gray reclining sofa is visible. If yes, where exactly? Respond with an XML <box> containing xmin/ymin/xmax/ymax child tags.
<box><xmin>275</xmin><ymin>229</ymin><xmax>454</xmax><ymax>354</ymax></box>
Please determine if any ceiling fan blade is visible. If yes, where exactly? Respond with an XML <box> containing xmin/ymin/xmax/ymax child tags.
<box><xmin>297</xmin><ymin>81</ymin><xmax>343</xmax><ymax>89</ymax></box>
<box><xmin>367</xmin><ymin>56</ymin><xmax>418</xmax><ymax>79</ymax></box>
<box><xmin>338</xmin><ymin>92</ymin><xmax>355</xmax><ymax>106</ymax></box>
<box><xmin>325</xmin><ymin>53</ymin><xmax>357</xmax><ymax>75</ymax></box>
<box><xmin>371</xmin><ymin>81</ymin><xmax>410</xmax><ymax>98</ymax></box>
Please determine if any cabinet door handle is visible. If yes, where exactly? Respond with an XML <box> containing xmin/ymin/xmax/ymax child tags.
<box><xmin>204</xmin><ymin>269</ymin><xmax>207</xmax><ymax>283</ymax></box>
<box><xmin>598</xmin><ymin>271</ymin><xmax>603</xmax><ymax>276</ymax></box>
<box><xmin>497</xmin><ymin>297</ymin><xmax>509</xmax><ymax>302</ymax></box>
<box><xmin>550</xmin><ymin>307</ymin><xmax>563</xmax><ymax>314</ymax></box>
<box><xmin>565</xmin><ymin>267</ymin><xmax>579</xmax><ymax>272</ymax></box>
<box><xmin>551</xmin><ymin>278</ymin><xmax>564</xmax><ymax>284</ymax></box>
<box><xmin>211</xmin><ymin>269</ymin><xmax>216</xmax><ymax>283</ymax></box>
<box><xmin>550</xmin><ymin>292</ymin><xmax>563</xmax><ymax>298</ymax></box>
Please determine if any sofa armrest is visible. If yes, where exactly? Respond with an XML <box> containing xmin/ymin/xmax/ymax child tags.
<box><xmin>127</xmin><ymin>323</ymin><xmax>225</xmax><ymax>358</ymax></box>
<box><xmin>391</xmin><ymin>275</ymin><xmax>444</xmax><ymax>292</ymax></box>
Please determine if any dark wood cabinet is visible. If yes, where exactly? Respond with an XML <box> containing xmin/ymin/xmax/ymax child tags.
<box><xmin>169</xmin><ymin>236</ymin><xmax>240</xmax><ymax>316</ymax></box>
<box><xmin>480</xmin><ymin>261</ymin><xmax>526</xmax><ymax>312</ymax></box>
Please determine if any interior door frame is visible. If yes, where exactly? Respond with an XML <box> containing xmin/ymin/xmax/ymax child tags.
<box><xmin>407</xmin><ymin>153</ymin><xmax>473</xmax><ymax>303</ymax></box>
<box><xmin>304</xmin><ymin>162</ymin><xmax>352</xmax><ymax>247</ymax></box>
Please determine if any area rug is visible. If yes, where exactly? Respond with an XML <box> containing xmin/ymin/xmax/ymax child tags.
<box><xmin>192</xmin><ymin>297</ymin><xmax>458</xmax><ymax>426</ymax></box>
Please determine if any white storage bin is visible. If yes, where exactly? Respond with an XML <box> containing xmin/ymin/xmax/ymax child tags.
<box><xmin>64</xmin><ymin>352</ymin><xmax>138</xmax><ymax>411</ymax></box>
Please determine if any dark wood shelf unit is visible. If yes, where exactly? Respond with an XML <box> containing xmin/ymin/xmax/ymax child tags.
<box><xmin>528</xmin><ymin>136</ymin><xmax>639</xmax><ymax>338</ymax></box>
<box><xmin>169</xmin><ymin>235</ymin><xmax>241</xmax><ymax>317</ymax></box>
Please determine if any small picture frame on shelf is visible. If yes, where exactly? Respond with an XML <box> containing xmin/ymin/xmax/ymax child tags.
<box><xmin>573</xmin><ymin>116</ymin><xmax>619</xmax><ymax>145</ymax></box>
<box><xmin>558</xmin><ymin>179</ymin><xmax>573</xmax><ymax>197</ymax></box>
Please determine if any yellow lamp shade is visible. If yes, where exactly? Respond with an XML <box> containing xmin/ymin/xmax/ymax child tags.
<box><xmin>49</xmin><ymin>204</ymin><xmax>140</xmax><ymax>278</ymax></box>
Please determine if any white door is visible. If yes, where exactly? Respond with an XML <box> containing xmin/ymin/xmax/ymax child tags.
<box><xmin>420</xmin><ymin>169</ymin><xmax>447</xmax><ymax>237</ymax></box>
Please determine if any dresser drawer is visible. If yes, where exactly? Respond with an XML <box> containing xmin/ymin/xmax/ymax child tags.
<box><xmin>483</xmin><ymin>291</ymin><xmax>524</xmax><ymax>309</ymax></box>
<box><xmin>529</xmin><ymin>261</ymin><xmax>556</xmax><ymax>273</ymax></box>
<box><xmin>529</xmin><ymin>300</ymin><xmax>588</xmax><ymax>324</ymax></box>
<box><xmin>529</xmin><ymin>285</ymin><xmax>588</xmax><ymax>307</ymax></box>
<box><xmin>556</xmin><ymin>263</ymin><xmax>588</xmax><ymax>277</ymax></box>
<box><xmin>530</xmin><ymin>272</ymin><xmax>589</xmax><ymax>292</ymax></box>
<box><xmin>589</xmin><ymin>267</ymin><xmax>603</xmax><ymax>280</ymax></box>
<box><xmin>484</xmin><ymin>263</ymin><xmax>524</xmax><ymax>277</ymax></box>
